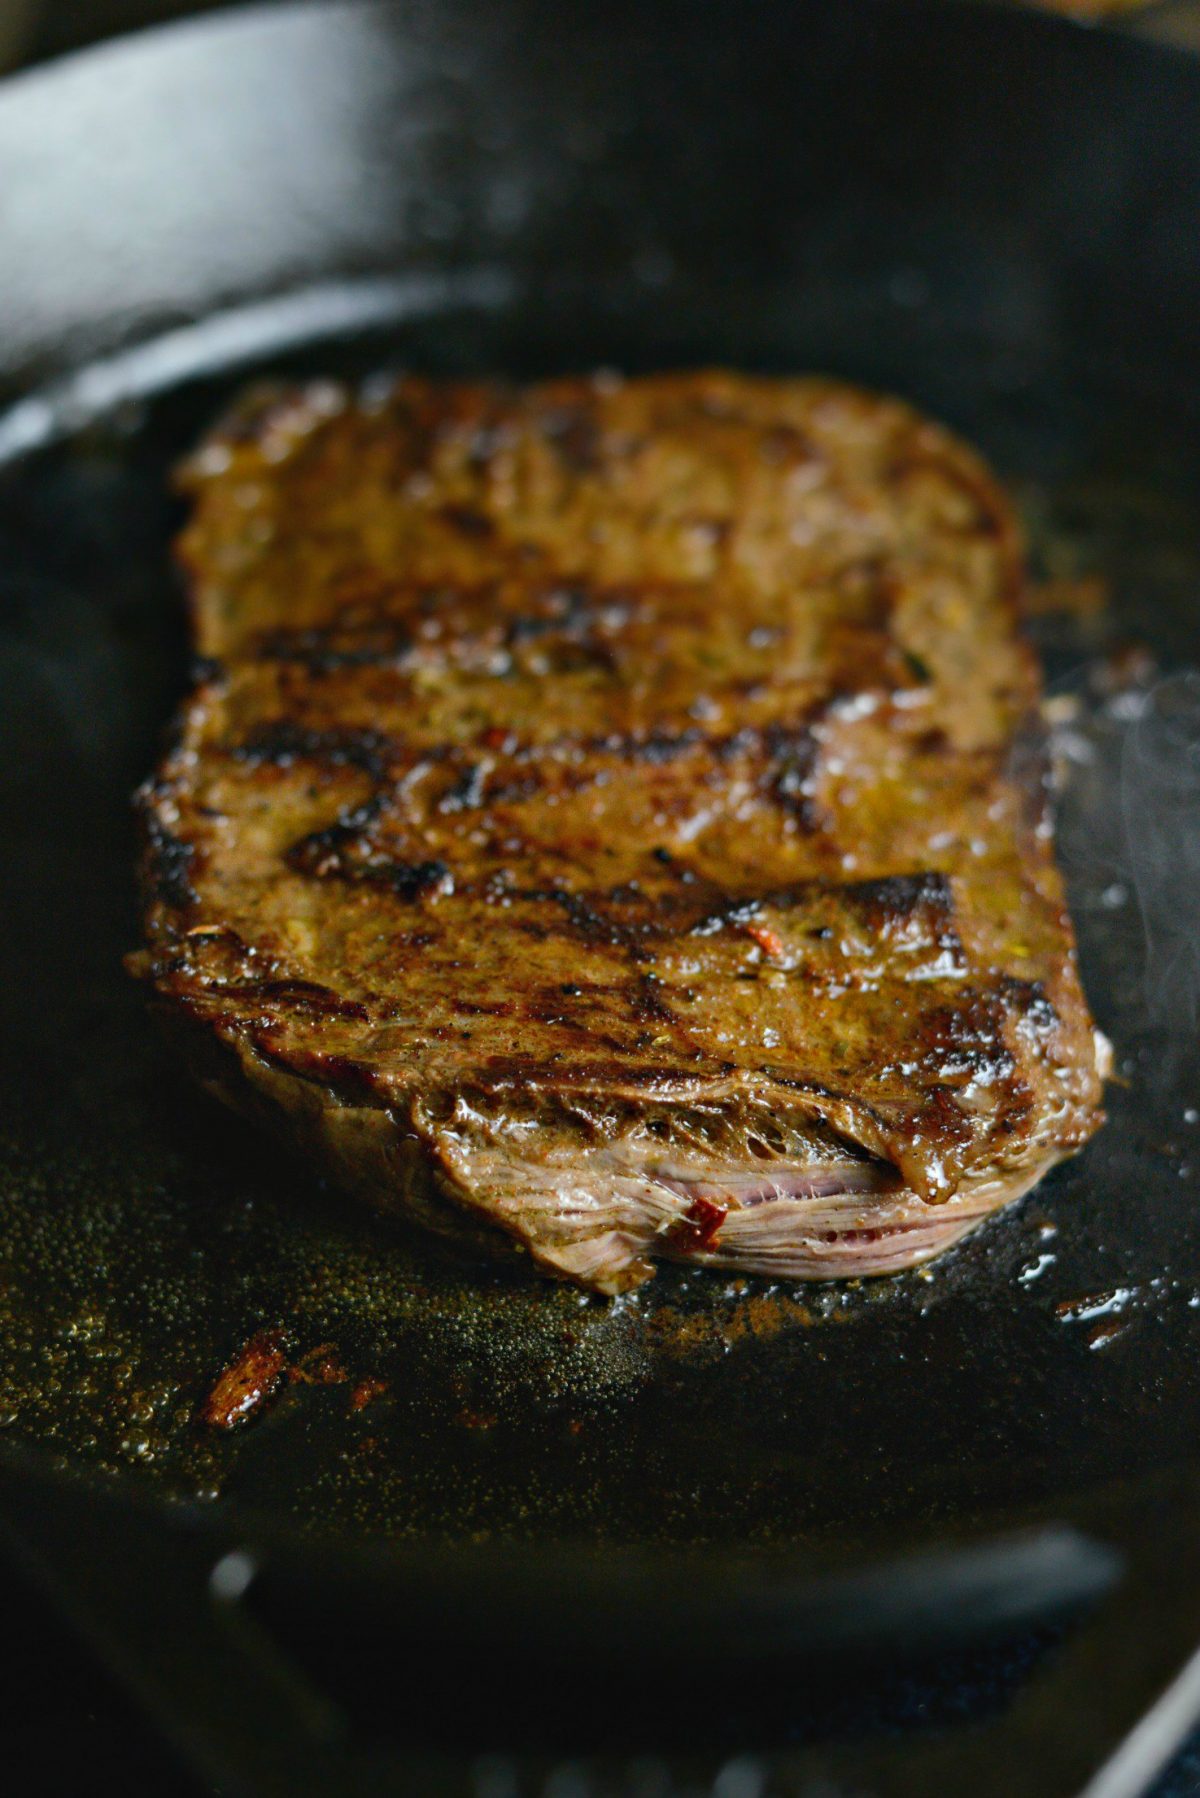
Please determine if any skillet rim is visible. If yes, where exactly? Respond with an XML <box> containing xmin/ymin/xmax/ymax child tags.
<box><xmin>0</xmin><ymin>0</ymin><xmax>1199</xmax><ymax>1573</ymax></box>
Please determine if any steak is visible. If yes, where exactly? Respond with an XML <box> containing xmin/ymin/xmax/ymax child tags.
<box><xmin>131</xmin><ymin>372</ymin><xmax>1107</xmax><ymax>1293</ymax></box>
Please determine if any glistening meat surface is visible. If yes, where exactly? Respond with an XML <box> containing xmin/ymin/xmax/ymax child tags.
<box><xmin>130</xmin><ymin>372</ymin><xmax>1106</xmax><ymax>1292</ymax></box>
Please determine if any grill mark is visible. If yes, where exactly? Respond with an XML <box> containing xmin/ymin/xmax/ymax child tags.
<box><xmin>531</xmin><ymin>888</ymin><xmax>657</xmax><ymax>960</ymax></box>
<box><xmin>232</xmin><ymin>723</ymin><xmax>395</xmax><ymax>777</ymax></box>
<box><xmin>249</xmin><ymin>583</ymin><xmax>921</xmax><ymax>702</ymax></box>
<box><xmin>275</xmin><ymin>806</ymin><xmax>971</xmax><ymax>961</ymax></box>
<box><xmin>286</xmin><ymin>798</ymin><xmax>454</xmax><ymax>900</ymax></box>
<box><xmin>289</xmin><ymin>839</ymin><xmax>454</xmax><ymax>900</ymax></box>
<box><xmin>689</xmin><ymin>871</ymin><xmax>961</xmax><ymax>941</ymax></box>
<box><xmin>221</xmin><ymin>718</ymin><xmax>818</xmax><ymax>808</ymax></box>
<box><xmin>254</xmin><ymin>630</ymin><xmax>417</xmax><ymax>674</ymax></box>
<box><xmin>140</xmin><ymin>801</ymin><xmax>199</xmax><ymax>911</ymax></box>
<box><xmin>219</xmin><ymin>979</ymin><xmax>371</xmax><ymax>1020</ymax></box>
<box><xmin>253</xmin><ymin>590</ymin><xmax>622</xmax><ymax>681</ymax></box>
<box><xmin>506</xmin><ymin>585</ymin><xmax>600</xmax><ymax>641</ymax></box>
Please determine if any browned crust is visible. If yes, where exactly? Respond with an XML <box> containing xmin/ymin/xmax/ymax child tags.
<box><xmin>133</xmin><ymin>372</ymin><xmax>1104</xmax><ymax>1291</ymax></box>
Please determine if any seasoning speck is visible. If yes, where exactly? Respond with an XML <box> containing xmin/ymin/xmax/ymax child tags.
<box><xmin>200</xmin><ymin>1329</ymin><xmax>288</xmax><ymax>1430</ymax></box>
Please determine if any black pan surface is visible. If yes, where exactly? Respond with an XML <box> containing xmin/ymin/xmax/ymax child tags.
<box><xmin>1</xmin><ymin>5</ymin><xmax>1200</xmax><ymax>1787</ymax></box>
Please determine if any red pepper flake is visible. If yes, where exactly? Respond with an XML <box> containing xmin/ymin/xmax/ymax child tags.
<box><xmin>349</xmin><ymin>1376</ymin><xmax>389</xmax><ymax>1413</ymax></box>
<box><xmin>745</xmin><ymin>921</ymin><xmax>785</xmax><ymax>959</ymax></box>
<box><xmin>200</xmin><ymin>1330</ymin><xmax>288</xmax><ymax>1430</ymax></box>
<box><xmin>671</xmin><ymin>1195</ymin><xmax>729</xmax><ymax>1252</ymax></box>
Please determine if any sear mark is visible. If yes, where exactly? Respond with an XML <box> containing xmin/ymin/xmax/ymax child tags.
<box><xmin>287</xmin><ymin>798</ymin><xmax>454</xmax><ymax>900</ymax></box>
<box><xmin>139</xmin><ymin>801</ymin><xmax>199</xmax><ymax>910</ymax></box>
<box><xmin>232</xmin><ymin>723</ymin><xmax>395</xmax><ymax>777</ymax></box>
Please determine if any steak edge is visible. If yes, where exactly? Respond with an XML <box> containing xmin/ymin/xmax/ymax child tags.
<box><xmin>131</xmin><ymin>372</ymin><xmax>1106</xmax><ymax>1293</ymax></box>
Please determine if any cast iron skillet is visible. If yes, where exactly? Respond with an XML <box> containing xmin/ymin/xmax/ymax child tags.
<box><xmin>2</xmin><ymin>2</ymin><xmax>1200</xmax><ymax>1793</ymax></box>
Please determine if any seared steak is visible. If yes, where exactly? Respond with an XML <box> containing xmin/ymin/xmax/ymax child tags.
<box><xmin>131</xmin><ymin>372</ymin><xmax>1106</xmax><ymax>1292</ymax></box>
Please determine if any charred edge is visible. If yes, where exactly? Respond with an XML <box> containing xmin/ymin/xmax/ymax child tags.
<box><xmin>152</xmin><ymin>923</ymin><xmax>272</xmax><ymax>984</ymax></box>
<box><xmin>257</xmin><ymin>1042</ymin><xmax>389</xmax><ymax>1106</ymax></box>
<box><xmin>141</xmin><ymin>805</ymin><xmax>199</xmax><ymax>911</ymax></box>
<box><xmin>231</xmin><ymin>723</ymin><xmax>396</xmax><ymax>778</ymax></box>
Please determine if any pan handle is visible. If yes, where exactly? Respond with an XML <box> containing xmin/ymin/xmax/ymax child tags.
<box><xmin>2</xmin><ymin>1456</ymin><xmax>1200</xmax><ymax>1798</ymax></box>
<box><xmin>805</xmin><ymin>1473</ymin><xmax>1200</xmax><ymax>1798</ymax></box>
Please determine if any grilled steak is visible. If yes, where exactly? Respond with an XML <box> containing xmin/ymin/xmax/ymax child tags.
<box><xmin>131</xmin><ymin>372</ymin><xmax>1106</xmax><ymax>1293</ymax></box>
